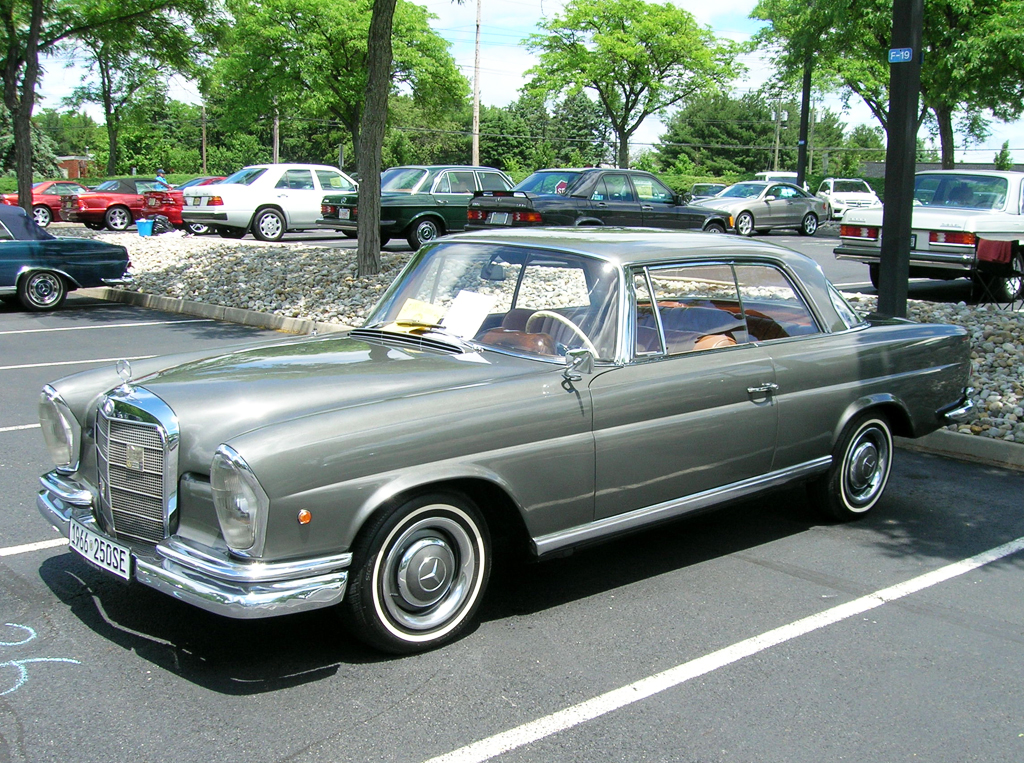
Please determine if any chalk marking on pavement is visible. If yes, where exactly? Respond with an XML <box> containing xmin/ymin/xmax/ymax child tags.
<box><xmin>424</xmin><ymin>535</ymin><xmax>1024</xmax><ymax>763</ymax></box>
<box><xmin>0</xmin><ymin>424</ymin><xmax>40</xmax><ymax>433</ymax></box>
<box><xmin>0</xmin><ymin>319</ymin><xmax>213</xmax><ymax>336</ymax></box>
<box><xmin>0</xmin><ymin>538</ymin><xmax>68</xmax><ymax>558</ymax></box>
<box><xmin>0</xmin><ymin>355</ymin><xmax>155</xmax><ymax>371</ymax></box>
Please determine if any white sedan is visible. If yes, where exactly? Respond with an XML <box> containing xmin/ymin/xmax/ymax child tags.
<box><xmin>181</xmin><ymin>163</ymin><xmax>358</xmax><ymax>241</ymax></box>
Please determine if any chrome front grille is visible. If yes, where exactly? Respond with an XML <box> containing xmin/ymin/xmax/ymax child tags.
<box><xmin>95</xmin><ymin>387</ymin><xmax>179</xmax><ymax>545</ymax></box>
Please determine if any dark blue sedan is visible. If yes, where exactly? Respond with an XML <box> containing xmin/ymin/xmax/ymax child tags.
<box><xmin>0</xmin><ymin>205</ymin><xmax>130</xmax><ymax>311</ymax></box>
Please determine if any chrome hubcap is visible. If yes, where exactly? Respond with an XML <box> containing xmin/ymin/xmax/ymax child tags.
<box><xmin>259</xmin><ymin>213</ymin><xmax>282</xmax><ymax>238</ymax></box>
<box><xmin>28</xmin><ymin>273</ymin><xmax>61</xmax><ymax>306</ymax></box>
<box><xmin>843</xmin><ymin>425</ymin><xmax>890</xmax><ymax>509</ymax></box>
<box><xmin>417</xmin><ymin>223</ymin><xmax>436</xmax><ymax>243</ymax></box>
<box><xmin>737</xmin><ymin>215</ymin><xmax>752</xmax><ymax>235</ymax></box>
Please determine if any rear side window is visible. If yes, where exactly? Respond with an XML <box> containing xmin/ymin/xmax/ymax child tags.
<box><xmin>276</xmin><ymin>170</ymin><xmax>315</xmax><ymax>190</ymax></box>
<box><xmin>222</xmin><ymin>167</ymin><xmax>268</xmax><ymax>186</ymax></box>
<box><xmin>734</xmin><ymin>264</ymin><xmax>819</xmax><ymax>340</ymax></box>
<box><xmin>478</xmin><ymin>172</ymin><xmax>512</xmax><ymax>191</ymax></box>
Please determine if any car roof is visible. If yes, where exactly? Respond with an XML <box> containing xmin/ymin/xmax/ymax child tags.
<box><xmin>0</xmin><ymin>204</ymin><xmax>55</xmax><ymax>240</ymax></box>
<box><xmin>389</xmin><ymin>165</ymin><xmax>505</xmax><ymax>171</ymax></box>
<box><xmin>916</xmin><ymin>169</ymin><xmax>1024</xmax><ymax>178</ymax></box>
<box><xmin>441</xmin><ymin>226</ymin><xmax>819</xmax><ymax>270</ymax></box>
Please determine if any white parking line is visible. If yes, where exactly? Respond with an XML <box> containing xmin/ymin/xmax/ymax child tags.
<box><xmin>424</xmin><ymin>535</ymin><xmax>1024</xmax><ymax>763</ymax></box>
<box><xmin>0</xmin><ymin>355</ymin><xmax>155</xmax><ymax>372</ymax></box>
<box><xmin>0</xmin><ymin>538</ymin><xmax>68</xmax><ymax>558</ymax></box>
<box><xmin>0</xmin><ymin>424</ymin><xmax>40</xmax><ymax>433</ymax></box>
<box><xmin>0</xmin><ymin>319</ymin><xmax>213</xmax><ymax>336</ymax></box>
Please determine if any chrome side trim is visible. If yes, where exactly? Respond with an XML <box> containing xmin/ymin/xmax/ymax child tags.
<box><xmin>533</xmin><ymin>457</ymin><xmax>833</xmax><ymax>556</ymax></box>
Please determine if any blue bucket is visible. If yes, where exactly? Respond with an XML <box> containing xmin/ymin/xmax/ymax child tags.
<box><xmin>137</xmin><ymin>219</ymin><xmax>154</xmax><ymax>237</ymax></box>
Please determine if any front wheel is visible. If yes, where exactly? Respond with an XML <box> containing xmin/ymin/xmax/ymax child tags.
<box><xmin>104</xmin><ymin>206</ymin><xmax>132</xmax><ymax>231</ymax></box>
<box><xmin>343</xmin><ymin>492</ymin><xmax>491</xmax><ymax>654</ymax></box>
<box><xmin>407</xmin><ymin>218</ymin><xmax>441</xmax><ymax>250</ymax></box>
<box><xmin>809</xmin><ymin>413</ymin><xmax>893</xmax><ymax>520</ymax></box>
<box><xmin>33</xmin><ymin>205</ymin><xmax>52</xmax><ymax>227</ymax></box>
<box><xmin>18</xmin><ymin>271</ymin><xmax>67</xmax><ymax>311</ymax></box>
<box><xmin>735</xmin><ymin>211</ymin><xmax>755</xmax><ymax>237</ymax></box>
<box><xmin>703</xmin><ymin>221</ymin><xmax>726</xmax><ymax>234</ymax></box>
<box><xmin>982</xmin><ymin>249</ymin><xmax>1024</xmax><ymax>302</ymax></box>
<box><xmin>799</xmin><ymin>212</ymin><xmax>818</xmax><ymax>236</ymax></box>
<box><xmin>252</xmin><ymin>208</ymin><xmax>285</xmax><ymax>241</ymax></box>
<box><xmin>187</xmin><ymin>222</ymin><xmax>211</xmax><ymax>235</ymax></box>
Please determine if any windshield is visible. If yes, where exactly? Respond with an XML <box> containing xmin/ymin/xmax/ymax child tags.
<box><xmin>833</xmin><ymin>180</ymin><xmax>873</xmax><ymax>194</ymax></box>
<box><xmin>515</xmin><ymin>171</ymin><xmax>582</xmax><ymax>195</ymax></box>
<box><xmin>93</xmin><ymin>180</ymin><xmax>120</xmax><ymax>192</ymax></box>
<box><xmin>364</xmin><ymin>242</ymin><xmax>620</xmax><ymax>360</ymax></box>
<box><xmin>720</xmin><ymin>182</ymin><xmax>767</xmax><ymax>199</ymax></box>
<box><xmin>913</xmin><ymin>174</ymin><xmax>1009</xmax><ymax>210</ymax></box>
<box><xmin>381</xmin><ymin>167</ymin><xmax>429</xmax><ymax>193</ymax></box>
<box><xmin>221</xmin><ymin>167</ymin><xmax>268</xmax><ymax>186</ymax></box>
<box><xmin>692</xmin><ymin>184</ymin><xmax>724</xmax><ymax>196</ymax></box>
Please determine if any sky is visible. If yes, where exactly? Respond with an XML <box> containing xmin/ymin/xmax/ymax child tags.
<box><xmin>36</xmin><ymin>0</ymin><xmax>1023</xmax><ymax>163</ymax></box>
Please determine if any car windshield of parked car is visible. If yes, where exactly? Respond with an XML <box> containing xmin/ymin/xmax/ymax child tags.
<box><xmin>92</xmin><ymin>180</ymin><xmax>120</xmax><ymax>192</ymax></box>
<box><xmin>834</xmin><ymin>180</ymin><xmax>873</xmax><ymax>194</ymax></box>
<box><xmin>381</xmin><ymin>168</ymin><xmax>429</xmax><ymax>193</ymax></box>
<box><xmin>691</xmin><ymin>184</ymin><xmax>724</xmax><ymax>196</ymax></box>
<box><xmin>719</xmin><ymin>182</ymin><xmax>767</xmax><ymax>199</ymax></box>
<box><xmin>514</xmin><ymin>171</ymin><xmax>582</xmax><ymax>195</ymax></box>
<box><xmin>221</xmin><ymin>167</ymin><xmax>268</xmax><ymax>186</ymax></box>
<box><xmin>364</xmin><ymin>242</ymin><xmax>620</xmax><ymax>360</ymax></box>
<box><xmin>913</xmin><ymin>174</ymin><xmax>1009</xmax><ymax>210</ymax></box>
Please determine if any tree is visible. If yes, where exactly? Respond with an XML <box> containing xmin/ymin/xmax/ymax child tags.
<box><xmin>752</xmin><ymin>0</ymin><xmax>1024</xmax><ymax>169</ymax></box>
<box><xmin>0</xmin><ymin>103</ymin><xmax>60</xmax><ymax>175</ymax></box>
<box><xmin>525</xmin><ymin>0</ymin><xmax>740</xmax><ymax>168</ymax></box>
<box><xmin>33</xmin><ymin>108</ymin><xmax>104</xmax><ymax>156</ymax></box>
<box><xmin>0</xmin><ymin>0</ymin><xmax>218</xmax><ymax>211</ymax></box>
<box><xmin>993</xmin><ymin>140</ymin><xmax>1014</xmax><ymax>171</ymax></box>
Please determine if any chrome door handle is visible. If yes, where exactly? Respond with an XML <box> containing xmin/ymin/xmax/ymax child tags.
<box><xmin>747</xmin><ymin>382</ymin><xmax>779</xmax><ymax>395</ymax></box>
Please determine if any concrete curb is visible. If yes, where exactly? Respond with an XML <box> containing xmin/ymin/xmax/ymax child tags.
<box><xmin>80</xmin><ymin>287</ymin><xmax>1024</xmax><ymax>473</ymax></box>
<box><xmin>79</xmin><ymin>287</ymin><xmax>351</xmax><ymax>335</ymax></box>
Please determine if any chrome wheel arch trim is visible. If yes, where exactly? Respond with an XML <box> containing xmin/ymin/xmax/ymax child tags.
<box><xmin>532</xmin><ymin>456</ymin><xmax>832</xmax><ymax>557</ymax></box>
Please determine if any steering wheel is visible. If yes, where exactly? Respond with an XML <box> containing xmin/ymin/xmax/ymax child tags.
<box><xmin>525</xmin><ymin>310</ymin><xmax>598</xmax><ymax>355</ymax></box>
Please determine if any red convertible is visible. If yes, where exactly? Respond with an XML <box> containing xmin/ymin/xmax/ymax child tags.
<box><xmin>61</xmin><ymin>178</ymin><xmax>164</xmax><ymax>231</ymax></box>
<box><xmin>143</xmin><ymin>176</ymin><xmax>225</xmax><ymax>234</ymax></box>
<box><xmin>1</xmin><ymin>180</ymin><xmax>92</xmax><ymax>227</ymax></box>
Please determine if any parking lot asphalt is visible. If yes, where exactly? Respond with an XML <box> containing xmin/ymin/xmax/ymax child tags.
<box><xmin>2</xmin><ymin>294</ymin><xmax>1024</xmax><ymax>763</ymax></box>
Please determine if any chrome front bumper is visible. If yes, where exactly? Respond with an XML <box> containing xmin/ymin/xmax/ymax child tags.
<box><xmin>939</xmin><ymin>388</ymin><xmax>976</xmax><ymax>424</ymax></box>
<box><xmin>37</xmin><ymin>471</ymin><xmax>350</xmax><ymax>620</ymax></box>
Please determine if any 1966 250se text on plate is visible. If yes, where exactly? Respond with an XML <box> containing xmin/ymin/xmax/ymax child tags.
<box><xmin>36</xmin><ymin>228</ymin><xmax>972</xmax><ymax>653</ymax></box>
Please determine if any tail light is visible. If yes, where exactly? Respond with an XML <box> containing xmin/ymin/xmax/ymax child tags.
<box><xmin>467</xmin><ymin>209</ymin><xmax>485</xmax><ymax>221</ymax></box>
<box><xmin>513</xmin><ymin>211</ymin><xmax>543</xmax><ymax>223</ymax></box>
<box><xmin>840</xmin><ymin>224</ymin><xmax>879</xmax><ymax>240</ymax></box>
<box><xmin>929</xmin><ymin>231</ymin><xmax>976</xmax><ymax>246</ymax></box>
<box><xmin>322</xmin><ymin>204</ymin><xmax>337</xmax><ymax>215</ymax></box>
<box><xmin>207</xmin><ymin>196</ymin><xmax>223</xmax><ymax>206</ymax></box>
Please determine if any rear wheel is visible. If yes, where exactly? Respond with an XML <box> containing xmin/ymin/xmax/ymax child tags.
<box><xmin>868</xmin><ymin>265</ymin><xmax>880</xmax><ymax>289</ymax></box>
<box><xmin>982</xmin><ymin>249</ymin><xmax>1024</xmax><ymax>302</ymax></box>
<box><xmin>104</xmin><ymin>206</ymin><xmax>132</xmax><ymax>231</ymax></box>
<box><xmin>799</xmin><ymin>212</ymin><xmax>818</xmax><ymax>236</ymax></box>
<box><xmin>342</xmin><ymin>230</ymin><xmax>357</xmax><ymax>239</ymax></box>
<box><xmin>187</xmin><ymin>222</ymin><xmax>211</xmax><ymax>235</ymax></box>
<box><xmin>18</xmin><ymin>271</ymin><xmax>67</xmax><ymax>311</ymax></box>
<box><xmin>32</xmin><ymin>205</ymin><xmax>52</xmax><ymax>227</ymax></box>
<box><xmin>407</xmin><ymin>218</ymin><xmax>442</xmax><ymax>250</ymax></box>
<box><xmin>253</xmin><ymin>208</ymin><xmax>286</xmax><ymax>241</ymax></box>
<box><xmin>810</xmin><ymin>412</ymin><xmax>893</xmax><ymax>520</ymax></box>
<box><xmin>343</xmin><ymin>491</ymin><xmax>491</xmax><ymax>654</ymax></box>
<box><xmin>217</xmin><ymin>227</ymin><xmax>247</xmax><ymax>239</ymax></box>
<box><xmin>703</xmin><ymin>221</ymin><xmax>726</xmax><ymax>234</ymax></box>
<box><xmin>735</xmin><ymin>211</ymin><xmax>755</xmax><ymax>237</ymax></box>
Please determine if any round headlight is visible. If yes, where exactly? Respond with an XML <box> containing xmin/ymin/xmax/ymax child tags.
<box><xmin>210</xmin><ymin>445</ymin><xmax>269</xmax><ymax>556</ymax></box>
<box><xmin>38</xmin><ymin>386</ymin><xmax>81</xmax><ymax>473</ymax></box>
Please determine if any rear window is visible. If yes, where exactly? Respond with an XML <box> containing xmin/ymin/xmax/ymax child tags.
<box><xmin>914</xmin><ymin>174</ymin><xmax>1008</xmax><ymax>210</ymax></box>
<box><xmin>515</xmin><ymin>171</ymin><xmax>582</xmax><ymax>195</ymax></box>
<box><xmin>478</xmin><ymin>172</ymin><xmax>512</xmax><ymax>191</ymax></box>
<box><xmin>222</xmin><ymin>167</ymin><xmax>268</xmax><ymax>186</ymax></box>
<box><xmin>834</xmin><ymin>180</ymin><xmax>872</xmax><ymax>194</ymax></box>
<box><xmin>382</xmin><ymin>168</ymin><xmax>428</xmax><ymax>193</ymax></box>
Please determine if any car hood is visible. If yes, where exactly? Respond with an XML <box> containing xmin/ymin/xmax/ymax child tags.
<box><xmin>843</xmin><ymin>205</ymin><xmax>1018</xmax><ymax>234</ymax></box>
<box><xmin>121</xmin><ymin>333</ymin><xmax>549</xmax><ymax>470</ymax></box>
<box><xmin>693</xmin><ymin>197</ymin><xmax>755</xmax><ymax>212</ymax></box>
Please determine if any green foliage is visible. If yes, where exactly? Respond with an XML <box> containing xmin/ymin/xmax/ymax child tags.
<box><xmin>994</xmin><ymin>140</ymin><xmax>1014</xmax><ymax>171</ymax></box>
<box><xmin>526</xmin><ymin>0</ymin><xmax>741</xmax><ymax>167</ymax></box>
<box><xmin>0</xmin><ymin>106</ymin><xmax>61</xmax><ymax>177</ymax></box>
<box><xmin>33</xmin><ymin>109</ymin><xmax>105</xmax><ymax>156</ymax></box>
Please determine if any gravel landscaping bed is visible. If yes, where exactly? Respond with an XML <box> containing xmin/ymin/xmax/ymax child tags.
<box><xmin>58</xmin><ymin>225</ymin><xmax>1024</xmax><ymax>444</ymax></box>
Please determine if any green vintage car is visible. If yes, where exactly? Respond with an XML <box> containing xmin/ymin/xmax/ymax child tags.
<box><xmin>318</xmin><ymin>165</ymin><xmax>513</xmax><ymax>249</ymax></box>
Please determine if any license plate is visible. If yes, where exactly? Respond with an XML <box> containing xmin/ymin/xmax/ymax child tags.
<box><xmin>69</xmin><ymin>519</ymin><xmax>131</xmax><ymax>581</ymax></box>
<box><xmin>910</xmin><ymin>234</ymin><xmax>917</xmax><ymax>248</ymax></box>
<box><xmin>191</xmin><ymin>197</ymin><xmax>202</xmax><ymax>206</ymax></box>
<box><xmin>488</xmin><ymin>212</ymin><xmax>510</xmax><ymax>225</ymax></box>
<box><xmin>147</xmin><ymin>198</ymin><xmax>158</xmax><ymax>207</ymax></box>
<box><xmin>338</xmin><ymin>208</ymin><xmax>350</xmax><ymax>219</ymax></box>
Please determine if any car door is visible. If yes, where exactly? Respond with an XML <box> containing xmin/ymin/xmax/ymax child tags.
<box><xmin>634</xmin><ymin>174</ymin><xmax>705</xmax><ymax>230</ymax></box>
<box><xmin>776</xmin><ymin>185</ymin><xmax>808</xmax><ymax>226</ymax></box>
<box><xmin>588</xmin><ymin>262</ymin><xmax>778</xmax><ymax>519</ymax></box>
<box><xmin>586</xmin><ymin>173</ymin><xmax>644</xmax><ymax>226</ymax></box>
<box><xmin>431</xmin><ymin>170</ymin><xmax>478</xmax><ymax>231</ymax></box>
<box><xmin>274</xmin><ymin>168</ymin><xmax>320</xmax><ymax>227</ymax></box>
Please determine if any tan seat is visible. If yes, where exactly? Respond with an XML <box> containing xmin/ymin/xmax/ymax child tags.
<box><xmin>478</xmin><ymin>328</ymin><xmax>557</xmax><ymax>355</ymax></box>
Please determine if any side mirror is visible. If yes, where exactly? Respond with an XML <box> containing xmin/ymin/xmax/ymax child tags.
<box><xmin>765</xmin><ymin>195</ymin><xmax>777</xmax><ymax>201</ymax></box>
<box><xmin>563</xmin><ymin>348</ymin><xmax>594</xmax><ymax>382</ymax></box>
<box><xmin>678</xmin><ymin>192</ymin><xmax>693</xmax><ymax>205</ymax></box>
<box><xmin>481</xmin><ymin>262</ymin><xmax>505</xmax><ymax>281</ymax></box>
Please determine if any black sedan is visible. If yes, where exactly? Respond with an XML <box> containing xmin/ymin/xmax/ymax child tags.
<box><xmin>0</xmin><ymin>205</ymin><xmax>131</xmax><ymax>311</ymax></box>
<box><xmin>467</xmin><ymin>168</ymin><xmax>732</xmax><ymax>234</ymax></box>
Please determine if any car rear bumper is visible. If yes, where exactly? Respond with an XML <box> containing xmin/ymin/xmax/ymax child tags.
<box><xmin>181</xmin><ymin>211</ymin><xmax>229</xmax><ymax>222</ymax></box>
<box><xmin>37</xmin><ymin>471</ymin><xmax>350</xmax><ymax>619</ymax></box>
<box><xmin>834</xmin><ymin>244</ymin><xmax>976</xmax><ymax>273</ymax></box>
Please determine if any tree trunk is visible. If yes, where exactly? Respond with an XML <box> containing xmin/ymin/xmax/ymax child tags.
<box><xmin>615</xmin><ymin>128</ymin><xmax>629</xmax><ymax>169</ymax></box>
<box><xmin>933</xmin><ymin>103</ymin><xmax>956</xmax><ymax>169</ymax></box>
<box><xmin>356</xmin><ymin>0</ymin><xmax>397</xmax><ymax>278</ymax></box>
<box><xmin>4</xmin><ymin>0</ymin><xmax>45</xmax><ymax>214</ymax></box>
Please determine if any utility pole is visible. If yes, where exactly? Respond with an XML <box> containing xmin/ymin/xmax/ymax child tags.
<box><xmin>472</xmin><ymin>0</ymin><xmax>482</xmax><ymax>165</ymax></box>
<box><xmin>201</xmin><ymin>105</ymin><xmax>207</xmax><ymax>175</ymax></box>
<box><xmin>877</xmin><ymin>0</ymin><xmax>923</xmax><ymax>318</ymax></box>
<box><xmin>796</xmin><ymin>57</ymin><xmax>812</xmax><ymax>188</ymax></box>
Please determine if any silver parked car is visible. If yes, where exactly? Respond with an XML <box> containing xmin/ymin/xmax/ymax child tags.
<box><xmin>696</xmin><ymin>181</ymin><xmax>829</xmax><ymax>236</ymax></box>
<box><xmin>36</xmin><ymin>228</ymin><xmax>972</xmax><ymax>653</ymax></box>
